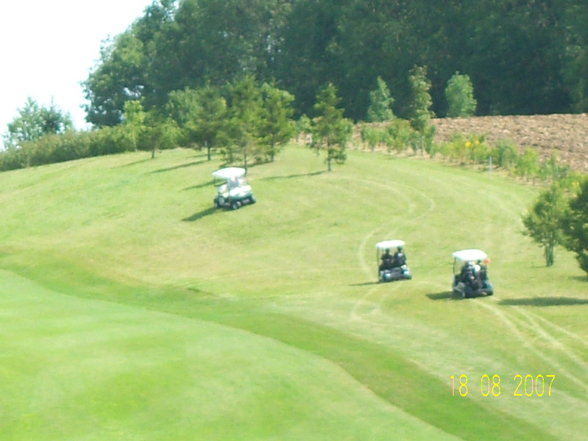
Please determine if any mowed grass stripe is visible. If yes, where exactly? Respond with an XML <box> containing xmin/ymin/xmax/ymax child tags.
<box><xmin>200</xmin><ymin>309</ymin><xmax>562</xmax><ymax>441</ymax></box>
<box><xmin>0</xmin><ymin>270</ymin><xmax>463</xmax><ymax>441</ymax></box>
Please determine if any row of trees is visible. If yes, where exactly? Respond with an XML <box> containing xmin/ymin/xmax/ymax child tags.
<box><xmin>0</xmin><ymin>78</ymin><xmax>354</xmax><ymax>173</ymax></box>
<box><xmin>3</xmin><ymin>63</ymin><xmax>446</xmax><ymax>171</ymax></box>
<box><xmin>82</xmin><ymin>0</ymin><xmax>588</xmax><ymax>127</ymax></box>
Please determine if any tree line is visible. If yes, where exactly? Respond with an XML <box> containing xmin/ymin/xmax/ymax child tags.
<box><xmin>82</xmin><ymin>0</ymin><xmax>588</xmax><ymax>127</ymax></box>
<box><xmin>0</xmin><ymin>78</ymin><xmax>353</xmax><ymax>173</ymax></box>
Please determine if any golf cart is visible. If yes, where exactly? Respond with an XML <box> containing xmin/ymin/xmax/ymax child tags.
<box><xmin>212</xmin><ymin>167</ymin><xmax>256</xmax><ymax>210</ymax></box>
<box><xmin>376</xmin><ymin>240</ymin><xmax>412</xmax><ymax>282</ymax></box>
<box><xmin>452</xmin><ymin>249</ymin><xmax>494</xmax><ymax>298</ymax></box>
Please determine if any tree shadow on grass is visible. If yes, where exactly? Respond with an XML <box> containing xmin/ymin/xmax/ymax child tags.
<box><xmin>182</xmin><ymin>207</ymin><xmax>217</xmax><ymax>222</ymax></box>
<box><xmin>499</xmin><ymin>297</ymin><xmax>588</xmax><ymax>307</ymax></box>
<box><xmin>261</xmin><ymin>170</ymin><xmax>325</xmax><ymax>181</ymax></box>
<box><xmin>117</xmin><ymin>157</ymin><xmax>153</xmax><ymax>168</ymax></box>
<box><xmin>426</xmin><ymin>291</ymin><xmax>458</xmax><ymax>301</ymax></box>
<box><xmin>183</xmin><ymin>179</ymin><xmax>215</xmax><ymax>191</ymax></box>
<box><xmin>151</xmin><ymin>159</ymin><xmax>207</xmax><ymax>174</ymax></box>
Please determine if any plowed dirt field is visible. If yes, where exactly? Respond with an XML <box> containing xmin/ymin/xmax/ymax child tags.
<box><xmin>433</xmin><ymin>114</ymin><xmax>588</xmax><ymax>172</ymax></box>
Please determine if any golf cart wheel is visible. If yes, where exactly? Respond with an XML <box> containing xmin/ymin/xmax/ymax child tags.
<box><xmin>231</xmin><ymin>200</ymin><xmax>241</xmax><ymax>210</ymax></box>
<box><xmin>249</xmin><ymin>195</ymin><xmax>256</xmax><ymax>204</ymax></box>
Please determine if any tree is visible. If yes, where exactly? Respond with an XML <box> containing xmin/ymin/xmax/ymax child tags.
<box><xmin>408</xmin><ymin>65</ymin><xmax>435</xmax><ymax>154</ymax></box>
<box><xmin>522</xmin><ymin>183</ymin><xmax>569</xmax><ymax>266</ymax></box>
<box><xmin>122</xmin><ymin>100</ymin><xmax>147</xmax><ymax>150</ymax></box>
<box><xmin>222</xmin><ymin>76</ymin><xmax>264</xmax><ymax>172</ymax></box>
<box><xmin>561</xmin><ymin>178</ymin><xmax>588</xmax><ymax>275</ymax></box>
<box><xmin>83</xmin><ymin>0</ymin><xmax>176</xmax><ymax>126</ymax></box>
<box><xmin>83</xmin><ymin>31</ymin><xmax>148</xmax><ymax>127</ymax></box>
<box><xmin>3</xmin><ymin>98</ymin><xmax>73</xmax><ymax>148</ymax></box>
<box><xmin>142</xmin><ymin>117</ymin><xmax>181</xmax><ymax>158</ymax></box>
<box><xmin>366</xmin><ymin>76</ymin><xmax>395</xmax><ymax>122</ymax></box>
<box><xmin>310</xmin><ymin>83</ymin><xmax>353</xmax><ymax>172</ymax></box>
<box><xmin>257</xmin><ymin>83</ymin><xmax>296</xmax><ymax>162</ymax></box>
<box><xmin>445</xmin><ymin>72</ymin><xmax>477</xmax><ymax>117</ymax></box>
<box><xmin>180</xmin><ymin>86</ymin><xmax>228</xmax><ymax>160</ymax></box>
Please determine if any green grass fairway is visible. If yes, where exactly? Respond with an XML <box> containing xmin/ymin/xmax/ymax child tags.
<box><xmin>1</xmin><ymin>147</ymin><xmax>586</xmax><ymax>440</ymax></box>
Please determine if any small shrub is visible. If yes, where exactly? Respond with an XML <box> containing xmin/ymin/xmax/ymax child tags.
<box><xmin>515</xmin><ymin>148</ymin><xmax>541</xmax><ymax>182</ymax></box>
<box><xmin>360</xmin><ymin>125</ymin><xmax>386</xmax><ymax>151</ymax></box>
<box><xmin>492</xmin><ymin>139</ymin><xmax>519</xmax><ymax>171</ymax></box>
<box><xmin>385</xmin><ymin>119</ymin><xmax>415</xmax><ymax>153</ymax></box>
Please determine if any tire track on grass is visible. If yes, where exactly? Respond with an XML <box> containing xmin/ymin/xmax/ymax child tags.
<box><xmin>475</xmin><ymin>298</ymin><xmax>588</xmax><ymax>394</ymax></box>
<box><xmin>352</xmin><ymin>177</ymin><xmax>437</xmax><ymax>320</ymax></box>
<box><xmin>512</xmin><ymin>307</ymin><xmax>588</xmax><ymax>371</ymax></box>
<box><xmin>347</xmin><ymin>169</ymin><xmax>586</xmax><ymax>397</ymax></box>
<box><xmin>524</xmin><ymin>310</ymin><xmax>588</xmax><ymax>349</ymax></box>
<box><xmin>461</xmin><ymin>177</ymin><xmax>588</xmax><ymax>384</ymax></box>
<box><xmin>447</xmin><ymin>178</ymin><xmax>588</xmax><ymax>388</ymax></box>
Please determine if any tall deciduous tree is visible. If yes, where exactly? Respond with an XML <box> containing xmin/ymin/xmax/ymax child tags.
<box><xmin>561</xmin><ymin>179</ymin><xmax>588</xmax><ymax>274</ymax></box>
<box><xmin>562</xmin><ymin>3</ymin><xmax>588</xmax><ymax>112</ymax></box>
<box><xmin>522</xmin><ymin>183</ymin><xmax>569</xmax><ymax>266</ymax></box>
<box><xmin>83</xmin><ymin>0</ymin><xmax>176</xmax><ymax>127</ymax></box>
<box><xmin>311</xmin><ymin>83</ymin><xmax>353</xmax><ymax>172</ymax></box>
<box><xmin>83</xmin><ymin>31</ymin><xmax>147</xmax><ymax>127</ymax></box>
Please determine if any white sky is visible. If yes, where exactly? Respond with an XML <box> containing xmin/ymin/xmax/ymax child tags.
<box><xmin>0</xmin><ymin>0</ymin><xmax>154</xmax><ymax>147</ymax></box>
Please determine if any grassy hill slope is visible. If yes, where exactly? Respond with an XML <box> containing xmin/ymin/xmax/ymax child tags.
<box><xmin>0</xmin><ymin>147</ymin><xmax>586</xmax><ymax>440</ymax></box>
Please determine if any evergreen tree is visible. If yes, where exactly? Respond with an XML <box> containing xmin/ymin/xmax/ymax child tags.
<box><xmin>366</xmin><ymin>76</ymin><xmax>395</xmax><ymax>122</ymax></box>
<box><xmin>408</xmin><ymin>66</ymin><xmax>435</xmax><ymax>154</ymax></box>
<box><xmin>222</xmin><ymin>76</ymin><xmax>264</xmax><ymax>172</ymax></box>
<box><xmin>258</xmin><ymin>83</ymin><xmax>296</xmax><ymax>162</ymax></box>
<box><xmin>187</xmin><ymin>86</ymin><xmax>228</xmax><ymax>161</ymax></box>
<box><xmin>310</xmin><ymin>83</ymin><xmax>353</xmax><ymax>172</ymax></box>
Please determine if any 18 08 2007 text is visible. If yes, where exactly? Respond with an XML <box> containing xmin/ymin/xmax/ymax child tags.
<box><xmin>450</xmin><ymin>374</ymin><xmax>556</xmax><ymax>397</ymax></box>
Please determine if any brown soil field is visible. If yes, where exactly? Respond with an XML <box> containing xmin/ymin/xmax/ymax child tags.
<box><xmin>432</xmin><ymin>114</ymin><xmax>588</xmax><ymax>173</ymax></box>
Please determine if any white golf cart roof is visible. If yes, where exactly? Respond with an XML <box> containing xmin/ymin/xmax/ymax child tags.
<box><xmin>212</xmin><ymin>167</ymin><xmax>246</xmax><ymax>180</ymax></box>
<box><xmin>376</xmin><ymin>240</ymin><xmax>405</xmax><ymax>250</ymax></box>
<box><xmin>452</xmin><ymin>249</ymin><xmax>488</xmax><ymax>262</ymax></box>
